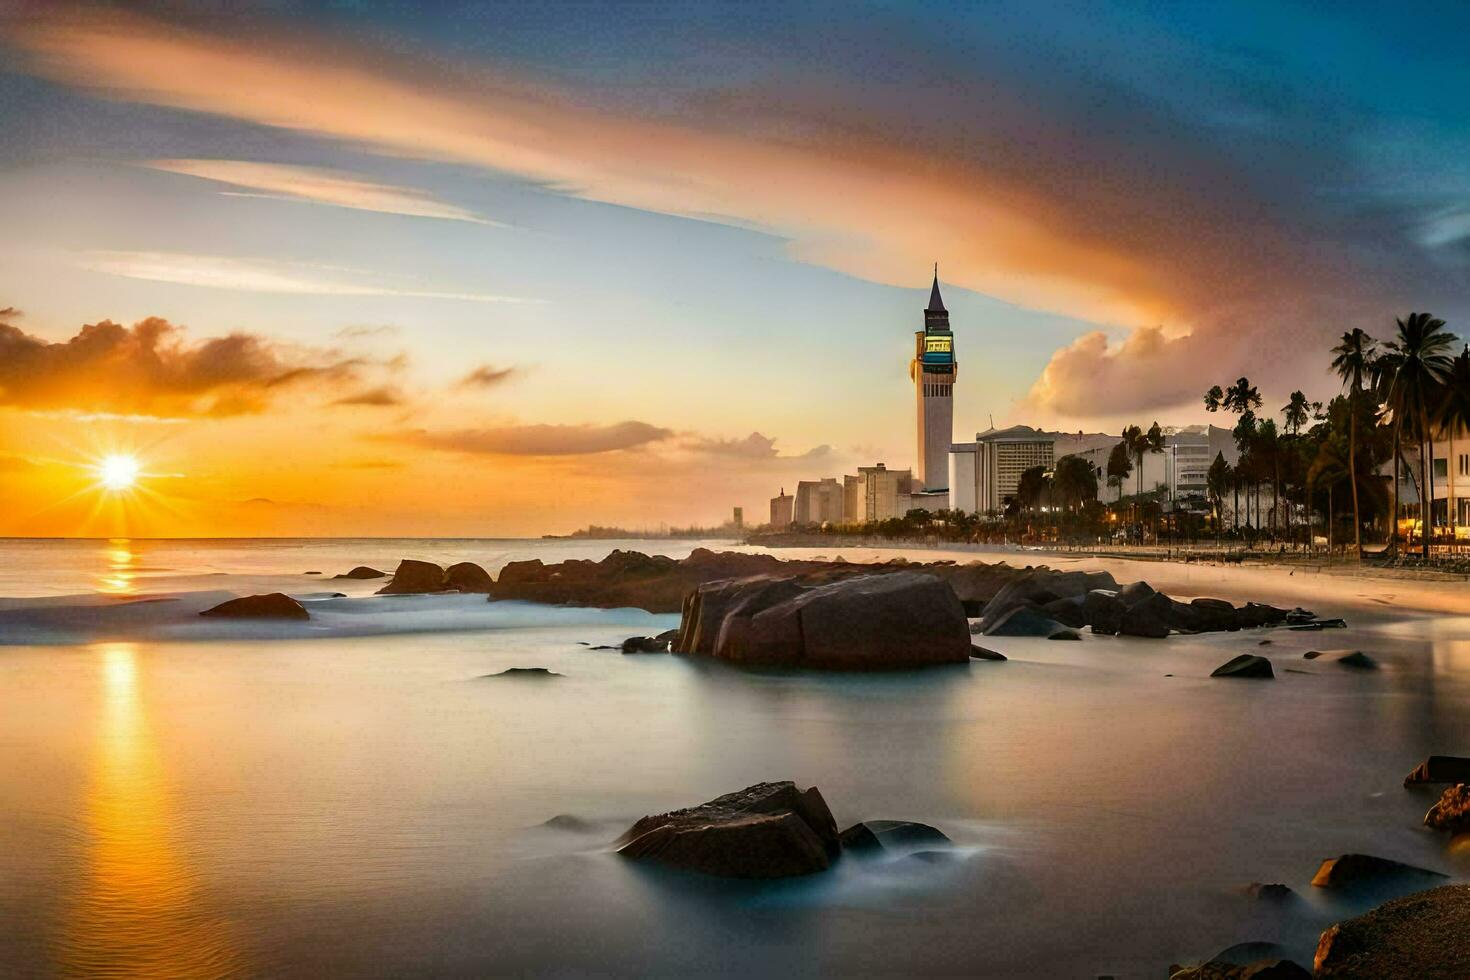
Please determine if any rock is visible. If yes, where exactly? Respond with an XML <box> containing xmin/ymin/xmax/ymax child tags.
<box><xmin>1187</xmin><ymin>596</ymin><xmax>1242</xmax><ymax>632</ymax></box>
<box><xmin>304</xmin><ymin>571</ymin><xmax>321</xmax><ymax>575</ymax></box>
<box><xmin>1048</xmin><ymin>628</ymin><xmax>1082</xmax><ymax>640</ymax></box>
<box><xmin>1425</xmin><ymin>783</ymin><xmax>1470</xmax><ymax>834</ymax></box>
<box><xmin>1169</xmin><ymin>959</ymin><xmax>1310</xmax><ymax>979</ymax></box>
<box><xmin>1404</xmin><ymin>756</ymin><xmax>1470</xmax><ymax>787</ymax></box>
<box><xmin>1313</xmin><ymin>884</ymin><xmax>1470</xmax><ymax>978</ymax></box>
<box><xmin>334</xmin><ymin>565</ymin><xmax>386</xmax><ymax>579</ymax></box>
<box><xmin>621</xmin><ymin>635</ymin><xmax>670</xmax><ymax>654</ymax></box>
<box><xmin>1120</xmin><ymin>597</ymin><xmax>1172</xmax><ymax>638</ymax></box>
<box><xmin>199</xmin><ymin>593</ymin><xmax>309</xmax><ymax>620</ymax></box>
<box><xmin>1303</xmin><ymin>651</ymin><xmax>1323</xmax><ymax>660</ymax></box>
<box><xmin>483</xmin><ymin>667</ymin><xmax>560</xmax><ymax>678</ymax></box>
<box><xmin>1116</xmin><ymin>580</ymin><xmax>1158</xmax><ymax>607</ymax></box>
<box><xmin>969</xmin><ymin>645</ymin><xmax>1007</xmax><ymax>661</ymax></box>
<box><xmin>617</xmin><ymin>781</ymin><xmax>839</xmax><ymax>878</ymax></box>
<box><xmin>1336</xmin><ymin>651</ymin><xmax>1378</xmax><ymax>670</ymax></box>
<box><xmin>983</xmin><ymin>605</ymin><xmax>1072</xmax><ymax>638</ymax></box>
<box><xmin>1285</xmin><ymin>607</ymin><xmax>1316</xmax><ymax>624</ymax></box>
<box><xmin>687</xmin><ymin>571</ymin><xmax>973</xmax><ymax>670</ymax></box>
<box><xmin>1084</xmin><ymin>590</ymin><xmax>1125</xmax><ymax>635</ymax></box>
<box><xmin>855</xmin><ymin>819</ymin><xmax>950</xmax><ymax>848</ymax></box>
<box><xmin>837</xmin><ymin>822</ymin><xmax>883</xmax><ymax>851</ymax></box>
<box><xmin>540</xmin><ymin>814</ymin><xmax>595</xmax><ymax>831</ymax></box>
<box><xmin>375</xmin><ymin>559</ymin><xmax>448</xmax><ymax>594</ymax></box>
<box><xmin>1310</xmin><ymin>853</ymin><xmax>1447</xmax><ymax>890</ymax></box>
<box><xmin>1040</xmin><ymin>594</ymin><xmax>1089</xmax><ymax>628</ymax></box>
<box><xmin>444</xmin><ymin>561</ymin><xmax>494</xmax><ymax>593</ymax></box>
<box><xmin>1258</xmin><ymin>639</ymin><xmax>1273</xmax><ymax>645</ymax></box>
<box><xmin>1211</xmin><ymin>654</ymin><xmax>1274</xmax><ymax>679</ymax></box>
<box><xmin>1244</xmin><ymin>882</ymin><xmax>1294</xmax><ymax>902</ymax></box>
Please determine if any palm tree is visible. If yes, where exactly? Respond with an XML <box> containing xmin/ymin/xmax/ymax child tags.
<box><xmin>1379</xmin><ymin>313</ymin><xmax>1456</xmax><ymax>558</ymax></box>
<box><xmin>1206</xmin><ymin>452</ymin><xmax>1230</xmax><ymax>545</ymax></box>
<box><xmin>1433</xmin><ymin>346</ymin><xmax>1470</xmax><ymax>547</ymax></box>
<box><xmin>1330</xmin><ymin>329</ymin><xmax>1375</xmax><ymax>557</ymax></box>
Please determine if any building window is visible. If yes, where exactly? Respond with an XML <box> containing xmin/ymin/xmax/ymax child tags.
<box><xmin>1460</xmin><ymin>454</ymin><xmax>1469</xmax><ymax>477</ymax></box>
<box><xmin>1435</xmin><ymin>458</ymin><xmax>1448</xmax><ymax>480</ymax></box>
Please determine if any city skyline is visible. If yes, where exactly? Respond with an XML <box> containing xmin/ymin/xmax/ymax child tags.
<box><xmin>4</xmin><ymin>2</ymin><xmax>1470</xmax><ymax>536</ymax></box>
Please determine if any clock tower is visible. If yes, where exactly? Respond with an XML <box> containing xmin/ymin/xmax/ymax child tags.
<box><xmin>910</xmin><ymin>267</ymin><xmax>955</xmax><ymax>492</ymax></box>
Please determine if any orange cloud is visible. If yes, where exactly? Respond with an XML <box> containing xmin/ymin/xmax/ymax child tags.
<box><xmin>393</xmin><ymin>421</ymin><xmax>673</xmax><ymax>456</ymax></box>
<box><xmin>457</xmin><ymin>365</ymin><xmax>517</xmax><ymax>388</ymax></box>
<box><xmin>0</xmin><ymin>314</ymin><xmax>362</xmax><ymax>418</ymax></box>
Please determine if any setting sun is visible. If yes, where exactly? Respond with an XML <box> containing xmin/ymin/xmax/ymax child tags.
<box><xmin>98</xmin><ymin>455</ymin><xmax>140</xmax><ymax>491</ymax></box>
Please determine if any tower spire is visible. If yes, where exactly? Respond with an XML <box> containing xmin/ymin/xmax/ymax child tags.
<box><xmin>926</xmin><ymin>264</ymin><xmax>946</xmax><ymax>313</ymax></box>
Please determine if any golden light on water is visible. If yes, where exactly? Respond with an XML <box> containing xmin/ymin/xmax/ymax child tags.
<box><xmin>61</xmin><ymin>643</ymin><xmax>243</xmax><ymax>976</ymax></box>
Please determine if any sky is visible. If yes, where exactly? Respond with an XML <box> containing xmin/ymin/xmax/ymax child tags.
<box><xmin>2</xmin><ymin>0</ymin><xmax>1469</xmax><ymax>536</ymax></box>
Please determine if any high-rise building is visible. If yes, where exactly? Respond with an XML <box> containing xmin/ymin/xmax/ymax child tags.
<box><xmin>910</xmin><ymin>267</ymin><xmax>956</xmax><ymax>492</ymax></box>
<box><xmin>732</xmin><ymin>506</ymin><xmax>743</xmax><ymax>529</ymax></box>
<box><xmin>949</xmin><ymin>426</ymin><xmax>1056</xmax><ymax>514</ymax></box>
<box><xmin>769</xmin><ymin>488</ymin><xmax>793</xmax><ymax>528</ymax></box>
<box><xmin>794</xmin><ymin>478</ymin><xmax>844</xmax><ymax>525</ymax></box>
<box><xmin>853</xmin><ymin>463</ymin><xmax>914</xmax><ymax>521</ymax></box>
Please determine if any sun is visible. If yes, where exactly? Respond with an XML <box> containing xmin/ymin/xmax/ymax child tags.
<box><xmin>98</xmin><ymin>454</ymin><xmax>141</xmax><ymax>491</ymax></box>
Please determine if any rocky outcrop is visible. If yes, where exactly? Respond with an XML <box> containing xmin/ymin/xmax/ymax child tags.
<box><xmin>617</xmin><ymin>781</ymin><xmax>840</xmax><ymax>878</ymax></box>
<box><xmin>444</xmin><ymin>561</ymin><xmax>494</xmax><ymax>593</ymax></box>
<box><xmin>199</xmin><ymin>593</ymin><xmax>309</xmax><ymax>620</ymax></box>
<box><xmin>375</xmin><ymin>559</ymin><xmax>448</xmax><ymax>594</ymax></box>
<box><xmin>676</xmin><ymin>571</ymin><xmax>972</xmax><ymax>670</ymax></box>
<box><xmin>1314</xmin><ymin>884</ymin><xmax>1470</xmax><ymax>978</ymax></box>
<box><xmin>333</xmin><ymin>566</ymin><xmax>386</xmax><ymax>579</ymax></box>
<box><xmin>1404</xmin><ymin>755</ymin><xmax>1470</xmax><ymax>787</ymax></box>
<box><xmin>1310</xmin><ymin>853</ymin><xmax>1447</xmax><ymax>890</ymax></box>
<box><xmin>1211</xmin><ymin>654</ymin><xmax>1274</xmax><ymax>679</ymax></box>
<box><xmin>1425</xmin><ymin>783</ymin><xmax>1470</xmax><ymax>834</ymax></box>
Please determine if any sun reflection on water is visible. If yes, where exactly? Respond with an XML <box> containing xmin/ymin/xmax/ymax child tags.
<box><xmin>61</xmin><ymin>643</ymin><xmax>243</xmax><ymax>977</ymax></box>
<box><xmin>98</xmin><ymin>540</ymin><xmax>136</xmax><ymax>596</ymax></box>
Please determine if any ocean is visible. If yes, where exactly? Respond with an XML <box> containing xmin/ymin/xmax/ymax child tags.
<box><xmin>1</xmin><ymin>537</ymin><xmax>1467</xmax><ymax>976</ymax></box>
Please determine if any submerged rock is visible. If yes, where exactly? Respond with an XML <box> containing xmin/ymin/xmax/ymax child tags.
<box><xmin>444</xmin><ymin>561</ymin><xmax>494</xmax><ymax>593</ymax></box>
<box><xmin>1336</xmin><ymin>651</ymin><xmax>1378</xmax><ymax>670</ymax></box>
<box><xmin>969</xmin><ymin>645</ymin><xmax>1007</xmax><ymax>661</ymax></box>
<box><xmin>483</xmin><ymin>667</ymin><xmax>561</xmax><ymax>679</ymax></box>
<box><xmin>375</xmin><ymin>559</ymin><xmax>448</xmax><ymax>594</ymax></box>
<box><xmin>334</xmin><ymin>565</ymin><xmax>386</xmax><ymax>579</ymax></box>
<box><xmin>1425</xmin><ymin>783</ymin><xmax>1470</xmax><ymax>834</ymax></box>
<box><xmin>1244</xmin><ymin>882</ymin><xmax>1295</xmax><ymax>902</ymax></box>
<box><xmin>847</xmin><ymin>819</ymin><xmax>950</xmax><ymax>849</ymax></box>
<box><xmin>199</xmin><ymin>593</ymin><xmax>309</xmax><ymax>620</ymax></box>
<box><xmin>983</xmin><ymin>605</ymin><xmax>1072</xmax><ymax>638</ymax></box>
<box><xmin>1404</xmin><ymin>755</ymin><xmax>1470</xmax><ymax>787</ymax></box>
<box><xmin>1310</xmin><ymin>853</ymin><xmax>1447</xmax><ymax>890</ymax></box>
<box><xmin>621</xmin><ymin>635</ymin><xmax>670</xmax><ymax>654</ymax></box>
<box><xmin>1314</xmin><ymin>884</ymin><xmax>1470</xmax><ymax>978</ymax></box>
<box><xmin>617</xmin><ymin>781</ymin><xmax>839</xmax><ymax>878</ymax></box>
<box><xmin>1211</xmin><ymin>654</ymin><xmax>1274</xmax><ymax>679</ymax></box>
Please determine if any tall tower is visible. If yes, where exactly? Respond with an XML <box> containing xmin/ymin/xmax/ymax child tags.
<box><xmin>910</xmin><ymin>266</ymin><xmax>956</xmax><ymax>492</ymax></box>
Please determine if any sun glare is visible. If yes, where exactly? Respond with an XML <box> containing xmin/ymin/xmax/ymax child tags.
<box><xmin>99</xmin><ymin>455</ymin><xmax>141</xmax><ymax>491</ymax></box>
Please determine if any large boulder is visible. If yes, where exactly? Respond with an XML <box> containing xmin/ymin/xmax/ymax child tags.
<box><xmin>1404</xmin><ymin>755</ymin><xmax>1470</xmax><ymax>787</ymax></box>
<box><xmin>1083</xmin><ymin>589</ymin><xmax>1124</xmax><ymax>635</ymax></box>
<box><xmin>1039</xmin><ymin>595</ymin><xmax>1088</xmax><ymax>628</ymax></box>
<box><xmin>1120</xmin><ymin>596</ymin><xmax>1172</xmax><ymax>638</ymax></box>
<box><xmin>444</xmin><ymin>561</ymin><xmax>493</xmax><ymax>593</ymax></box>
<box><xmin>977</xmin><ymin>567</ymin><xmax>1118</xmax><ymax>632</ymax></box>
<box><xmin>1189</xmin><ymin>597</ymin><xmax>1241</xmax><ymax>632</ymax></box>
<box><xmin>333</xmin><ymin>565</ymin><xmax>386</xmax><ymax>580</ymax></box>
<box><xmin>617</xmin><ymin>781</ymin><xmax>839</xmax><ymax>878</ymax></box>
<box><xmin>1211</xmin><ymin>654</ymin><xmax>1274</xmax><ymax>679</ymax></box>
<box><xmin>1425</xmin><ymin>783</ymin><xmax>1470</xmax><ymax>834</ymax></box>
<box><xmin>982</xmin><ymin>605</ymin><xmax>1072</xmax><ymax>638</ymax></box>
<box><xmin>679</xmin><ymin>572</ymin><xmax>971</xmax><ymax>670</ymax></box>
<box><xmin>1116</xmin><ymin>580</ymin><xmax>1157</xmax><ymax>607</ymax></box>
<box><xmin>199</xmin><ymin>593</ymin><xmax>309</xmax><ymax>620</ymax></box>
<box><xmin>1314</xmin><ymin>884</ymin><xmax>1470</xmax><ymax>978</ymax></box>
<box><xmin>1310</xmin><ymin>853</ymin><xmax>1447</xmax><ymax>891</ymax></box>
<box><xmin>376</xmin><ymin>559</ymin><xmax>448</xmax><ymax>594</ymax></box>
<box><xmin>839</xmin><ymin>819</ymin><xmax>949</xmax><ymax>850</ymax></box>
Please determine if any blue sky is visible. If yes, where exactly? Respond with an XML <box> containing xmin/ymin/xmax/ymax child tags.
<box><xmin>1</xmin><ymin>1</ymin><xmax>1467</xmax><ymax>533</ymax></box>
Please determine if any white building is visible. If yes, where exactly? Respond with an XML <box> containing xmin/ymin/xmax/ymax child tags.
<box><xmin>794</xmin><ymin>478</ymin><xmax>844</xmax><ymax>525</ymax></box>
<box><xmin>843</xmin><ymin>463</ymin><xmax>914</xmax><ymax>521</ymax></box>
<box><xmin>949</xmin><ymin>426</ymin><xmax>1057</xmax><ymax>514</ymax></box>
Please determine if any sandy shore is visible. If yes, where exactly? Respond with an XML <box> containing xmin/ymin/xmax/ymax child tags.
<box><xmin>746</xmin><ymin>543</ymin><xmax>1470</xmax><ymax>618</ymax></box>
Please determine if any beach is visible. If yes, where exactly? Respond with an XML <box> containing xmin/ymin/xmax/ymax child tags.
<box><xmin>1</xmin><ymin>537</ymin><xmax>1467</xmax><ymax>977</ymax></box>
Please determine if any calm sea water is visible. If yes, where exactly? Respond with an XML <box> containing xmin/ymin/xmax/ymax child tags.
<box><xmin>1</xmin><ymin>537</ymin><xmax>1468</xmax><ymax>977</ymax></box>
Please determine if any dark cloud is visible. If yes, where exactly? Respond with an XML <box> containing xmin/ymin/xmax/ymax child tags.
<box><xmin>457</xmin><ymin>364</ymin><xmax>517</xmax><ymax>388</ymax></box>
<box><xmin>394</xmin><ymin>420</ymin><xmax>672</xmax><ymax>456</ymax></box>
<box><xmin>331</xmin><ymin>385</ymin><xmax>403</xmax><ymax>407</ymax></box>
<box><xmin>0</xmin><ymin>316</ymin><xmax>362</xmax><ymax>417</ymax></box>
<box><xmin>691</xmin><ymin>431</ymin><xmax>830</xmax><ymax>461</ymax></box>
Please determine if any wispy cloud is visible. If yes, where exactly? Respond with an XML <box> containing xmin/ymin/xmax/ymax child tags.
<box><xmin>331</xmin><ymin>385</ymin><xmax>403</xmax><ymax>407</ymax></box>
<box><xmin>393</xmin><ymin>421</ymin><xmax>673</xmax><ymax>456</ymax></box>
<box><xmin>83</xmin><ymin>251</ymin><xmax>537</xmax><ymax>304</ymax></box>
<box><xmin>145</xmin><ymin>159</ymin><xmax>502</xmax><ymax>225</ymax></box>
<box><xmin>457</xmin><ymin>364</ymin><xmax>517</xmax><ymax>388</ymax></box>
<box><xmin>688</xmin><ymin>431</ymin><xmax>830</xmax><ymax>461</ymax></box>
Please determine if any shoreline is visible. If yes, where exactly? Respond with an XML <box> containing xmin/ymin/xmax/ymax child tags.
<box><xmin>742</xmin><ymin>538</ymin><xmax>1470</xmax><ymax>618</ymax></box>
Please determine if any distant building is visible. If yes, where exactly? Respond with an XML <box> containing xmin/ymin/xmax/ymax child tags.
<box><xmin>769</xmin><ymin>488</ymin><xmax>793</xmax><ymax>528</ymax></box>
<box><xmin>794</xmin><ymin>478</ymin><xmax>844</xmax><ymax>525</ymax></box>
<box><xmin>950</xmin><ymin>425</ymin><xmax>1055</xmax><ymax>514</ymax></box>
<box><xmin>847</xmin><ymin>464</ymin><xmax>914</xmax><ymax>521</ymax></box>
<box><xmin>732</xmin><ymin>506</ymin><xmax>743</xmax><ymax>529</ymax></box>
<box><xmin>911</xmin><ymin>269</ymin><xmax>956</xmax><ymax>493</ymax></box>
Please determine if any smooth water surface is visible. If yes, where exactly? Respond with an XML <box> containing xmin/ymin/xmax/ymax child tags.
<box><xmin>1</xmin><ymin>538</ymin><xmax>1468</xmax><ymax>977</ymax></box>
